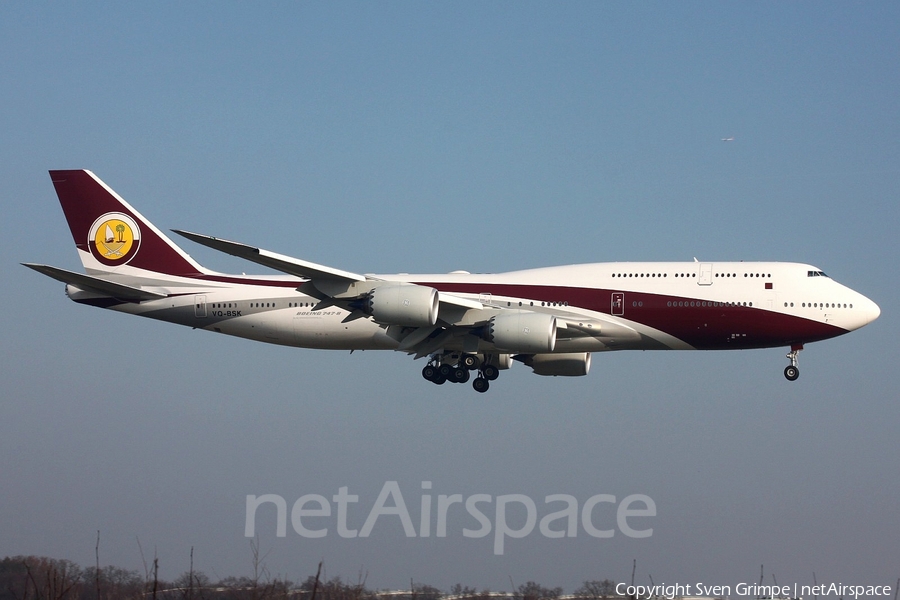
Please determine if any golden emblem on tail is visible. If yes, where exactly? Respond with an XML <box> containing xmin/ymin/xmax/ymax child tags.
<box><xmin>88</xmin><ymin>212</ymin><xmax>141</xmax><ymax>266</ymax></box>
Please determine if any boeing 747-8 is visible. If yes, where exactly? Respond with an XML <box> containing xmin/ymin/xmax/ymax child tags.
<box><xmin>24</xmin><ymin>170</ymin><xmax>880</xmax><ymax>392</ymax></box>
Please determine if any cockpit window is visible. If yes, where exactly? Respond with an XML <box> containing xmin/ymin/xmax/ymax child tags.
<box><xmin>807</xmin><ymin>270</ymin><xmax>829</xmax><ymax>278</ymax></box>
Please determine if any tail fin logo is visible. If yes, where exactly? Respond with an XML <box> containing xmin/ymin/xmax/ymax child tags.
<box><xmin>88</xmin><ymin>212</ymin><xmax>141</xmax><ymax>266</ymax></box>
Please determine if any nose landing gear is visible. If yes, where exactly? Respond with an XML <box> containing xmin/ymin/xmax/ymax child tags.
<box><xmin>784</xmin><ymin>344</ymin><xmax>803</xmax><ymax>381</ymax></box>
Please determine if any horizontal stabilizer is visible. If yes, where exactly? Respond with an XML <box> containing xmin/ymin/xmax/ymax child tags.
<box><xmin>172</xmin><ymin>230</ymin><xmax>366</xmax><ymax>283</ymax></box>
<box><xmin>21</xmin><ymin>263</ymin><xmax>167</xmax><ymax>302</ymax></box>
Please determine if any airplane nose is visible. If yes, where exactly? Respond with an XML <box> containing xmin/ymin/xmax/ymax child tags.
<box><xmin>844</xmin><ymin>294</ymin><xmax>880</xmax><ymax>331</ymax></box>
<box><xmin>867</xmin><ymin>299</ymin><xmax>881</xmax><ymax>324</ymax></box>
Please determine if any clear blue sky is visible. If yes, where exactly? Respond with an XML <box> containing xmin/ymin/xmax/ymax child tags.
<box><xmin>2</xmin><ymin>2</ymin><xmax>898</xmax><ymax>591</ymax></box>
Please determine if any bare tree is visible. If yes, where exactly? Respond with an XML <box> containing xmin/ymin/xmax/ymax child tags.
<box><xmin>517</xmin><ymin>581</ymin><xmax>563</xmax><ymax>600</ymax></box>
<box><xmin>574</xmin><ymin>580</ymin><xmax>617</xmax><ymax>600</ymax></box>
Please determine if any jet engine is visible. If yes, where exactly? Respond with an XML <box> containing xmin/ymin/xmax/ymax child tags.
<box><xmin>487</xmin><ymin>312</ymin><xmax>557</xmax><ymax>353</ymax></box>
<box><xmin>485</xmin><ymin>353</ymin><xmax>513</xmax><ymax>370</ymax></box>
<box><xmin>527</xmin><ymin>352</ymin><xmax>591</xmax><ymax>377</ymax></box>
<box><xmin>365</xmin><ymin>283</ymin><xmax>439</xmax><ymax>327</ymax></box>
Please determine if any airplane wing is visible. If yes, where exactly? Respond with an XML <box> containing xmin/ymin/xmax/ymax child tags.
<box><xmin>173</xmin><ymin>229</ymin><xmax>483</xmax><ymax>314</ymax></box>
<box><xmin>171</xmin><ymin>230</ymin><xmax>645</xmax><ymax>359</ymax></box>
<box><xmin>172</xmin><ymin>230</ymin><xmax>366</xmax><ymax>283</ymax></box>
<box><xmin>170</xmin><ymin>230</ymin><xmax>653</xmax><ymax>360</ymax></box>
<box><xmin>22</xmin><ymin>263</ymin><xmax>167</xmax><ymax>302</ymax></box>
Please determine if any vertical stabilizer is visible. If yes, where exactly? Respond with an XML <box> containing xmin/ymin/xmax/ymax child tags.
<box><xmin>49</xmin><ymin>170</ymin><xmax>207</xmax><ymax>276</ymax></box>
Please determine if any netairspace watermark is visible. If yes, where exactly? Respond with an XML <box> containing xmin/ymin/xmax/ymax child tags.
<box><xmin>245</xmin><ymin>480</ymin><xmax>656</xmax><ymax>555</ymax></box>
<box><xmin>616</xmin><ymin>583</ymin><xmax>895</xmax><ymax>600</ymax></box>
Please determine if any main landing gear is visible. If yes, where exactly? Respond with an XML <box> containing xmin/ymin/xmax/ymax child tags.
<box><xmin>422</xmin><ymin>354</ymin><xmax>499</xmax><ymax>393</ymax></box>
<box><xmin>784</xmin><ymin>344</ymin><xmax>803</xmax><ymax>381</ymax></box>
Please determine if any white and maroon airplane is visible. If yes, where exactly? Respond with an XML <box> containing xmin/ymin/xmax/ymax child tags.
<box><xmin>24</xmin><ymin>170</ymin><xmax>880</xmax><ymax>393</ymax></box>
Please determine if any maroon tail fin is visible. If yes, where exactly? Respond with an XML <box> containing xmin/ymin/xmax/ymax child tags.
<box><xmin>49</xmin><ymin>170</ymin><xmax>206</xmax><ymax>276</ymax></box>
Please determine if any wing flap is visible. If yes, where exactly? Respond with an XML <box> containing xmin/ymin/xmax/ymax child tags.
<box><xmin>556</xmin><ymin>317</ymin><xmax>641</xmax><ymax>343</ymax></box>
<box><xmin>438</xmin><ymin>291</ymin><xmax>483</xmax><ymax>310</ymax></box>
<box><xmin>396</xmin><ymin>325</ymin><xmax>441</xmax><ymax>352</ymax></box>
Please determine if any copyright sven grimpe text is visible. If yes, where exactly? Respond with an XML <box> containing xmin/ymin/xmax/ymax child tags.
<box><xmin>616</xmin><ymin>583</ymin><xmax>894</xmax><ymax>600</ymax></box>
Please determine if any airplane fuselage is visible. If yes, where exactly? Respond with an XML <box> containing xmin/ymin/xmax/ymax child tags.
<box><xmin>72</xmin><ymin>260</ymin><xmax>878</xmax><ymax>353</ymax></box>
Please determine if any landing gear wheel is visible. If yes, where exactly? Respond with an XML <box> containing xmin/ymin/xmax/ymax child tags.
<box><xmin>461</xmin><ymin>354</ymin><xmax>478</xmax><ymax>370</ymax></box>
<box><xmin>473</xmin><ymin>377</ymin><xmax>490</xmax><ymax>393</ymax></box>
<box><xmin>784</xmin><ymin>345</ymin><xmax>802</xmax><ymax>382</ymax></box>
<box><xmin>454</xmin><ymin>368</ymin><xmax>470</xmax><ymax>383</ymax></box>
<box><xmin>422</xmin><ymin>365</ymin><xmax>437</xmax><ymax>381</ymax></box>
<box><xmin>433</xmin><ymin>375</ymin><xmax>447</xmax><ymax>385</ymax></box>
<box><xmin>438</xmin><ymin>364</ymin><xmax>453</xmax><ymax>379</ymax></box>
<box><xmin>482</xmin><ymin>365</ymin><xmax>499</xmax><ymax>381</ymax></box>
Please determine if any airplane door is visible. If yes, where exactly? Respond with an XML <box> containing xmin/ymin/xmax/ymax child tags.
<box><xmin>698</xmin><ymin>263</ymin><xmax>713</xmax><ymax>285</ymax></box>
<box><xmin>194</xmin><ymin>295</ymin><xmax>207</xmax><ymax>317</ymax></box>
<box><xmin>611</xmin><ymin>292</ymin><xmax>625</xmax><ymax>316</ymax></box>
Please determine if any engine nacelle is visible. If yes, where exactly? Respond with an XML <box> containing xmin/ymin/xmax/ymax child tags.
<box><xmin>485</xmin><ymin>353</ymin><xmax>513</xmax><ymax>370</ymax></box>
<box><xmin>366</xmin><ymin>283</ymin><xmax>439</xmax><ymax>327</ymax></box>
<box><xmin>487</xmin><ymin>312</ymin><xmax>557</xmax><ymax>353</ymax></box>
<box><xmin>528</xmin><ymin>352</ymin><xmax>591</xmax><ymax>377</ymax></box>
